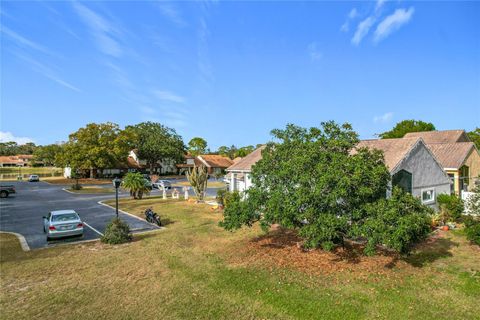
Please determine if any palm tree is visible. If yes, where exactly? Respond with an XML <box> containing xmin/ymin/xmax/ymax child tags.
<box><xmin>122</xmin><ymin>172</ymin><xmax>150</xmax><ymax>199</ymax></box>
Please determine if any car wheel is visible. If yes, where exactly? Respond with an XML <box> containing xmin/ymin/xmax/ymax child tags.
<box><xmin>0</xmin><ymin>191</ymin><xmax>7</xmax><ymax>198</ymax></box>
<box><xmin>46</xmin><ymin>236</ymin><xmax>51</xmax><ymax>241</ymax></box>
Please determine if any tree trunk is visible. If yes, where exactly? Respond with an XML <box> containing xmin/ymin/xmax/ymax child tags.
<box><xmin>149</xmin><ymin>162</ymin><xmax>154</xmax><ymax>175</ymax></box>
<box><xmin>90</xmin><ymin>168</ymin><xmax>94</xmax><ymax>179</ymax></box>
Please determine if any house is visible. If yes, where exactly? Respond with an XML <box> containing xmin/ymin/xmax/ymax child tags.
<box><xmin>404</xmin><ymin>129</ymin><xmax>470</xmax><ymax>143</ymax></box>
<box><xmin>64</xmin><ymin>150</ymin><xmax>177</xmax><ymax>178</ymax></box>
<box><xmin>195</xmin><ymin>155</ymin><xmax>234</xmax><ymax>176</ymax></box>
<box><xmin>403</xmin><ymin>130</ymin><xmax>480</xmax><ymax>195</ymax></box>
<box><xmin>226</xmin><ymin>146</ymin><xmax>265</xmax><ymax>192</ymax></box>
<box><xmin>355</xmin><ymin>137</ymin><xmax>451</xmax><ymax>208</ymax></box>
<box><xmin>0</xmin><ymin>154</ymin><xmax>33</xmax><ymax>167</ymax></box>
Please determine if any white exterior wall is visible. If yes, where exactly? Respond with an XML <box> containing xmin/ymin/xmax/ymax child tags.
<box><xmin>228</xmin><ymin>171</ymin><xmax>251</xmax><ymax>192</ymax></box>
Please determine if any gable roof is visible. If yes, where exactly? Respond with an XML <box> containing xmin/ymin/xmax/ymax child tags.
<box><xmin>354</xmin><ymin>138</ymin><xmax>421</xmax><ymax>171</ymax></box>
<box><xmin>426</xmin><ymin>142</ymin><xmax>475</xmax><ymax>169</ymax></box>
<box><xmin>227</xmin><ymin>145</ymin><xmax>265</xmax><ymax>172</ymax></box>
<box><xmin>403</xmin><ymin>130</ymin><xmax>469</xmax><ymax>144</ymax></box>
<box><xmin>196</xmin><ymin>155</ymin><xmax>234</xmax><ymax>168</ymax></box>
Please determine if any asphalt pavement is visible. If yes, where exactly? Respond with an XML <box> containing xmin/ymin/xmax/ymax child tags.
<box><xmin>0</xmin><ymin>181</ymin><xmax>160</xmax><ymax>249</ymax></box>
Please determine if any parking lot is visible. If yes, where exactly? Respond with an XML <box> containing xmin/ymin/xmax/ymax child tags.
<box><xmin>0</xmin><ymin>181</ymin><xmax>160</xmax><ymax>249</ymax></box>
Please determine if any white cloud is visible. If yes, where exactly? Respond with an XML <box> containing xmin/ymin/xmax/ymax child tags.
<box><xmin>152</xmin><ymin>90</ymin><xmax>185</xmax><ymax>103</ymax></box>
<box><xmin>14</xmin><ymin>52</ymin><xmax>81</xmax><ymax>92</ymax></box>
<box><xmin>349</xmin><ymin>8</ymin><xmax>358</xmax><ymax>19</ymax></box>
<box><xmin>373</xmin><ymin>112</ymin><xmax>393</xmax><ymax>123</ymax></box>
<box><xmin>157</xmin><ymin>3</ymin><xmax>186</xmax><ymax>27</ymax></box>
<box><xmin>351</xmin><ymin>16</ymin><xmax>375</xmax><ymax>45</ymax></box>
<box><xmin>1</xmin><ymin>26</ymin><xmax>55</xmax><ymax>56</ymax></box>
<box><xmin>376</xmin><ymin>0</ymin><xmax>386</xmax><ymax>12</ymax></box>
<box><xmin>340</xmin><ymin>8</ymin><xmax>358</xmax><ymax>32</ymax></box>
<box><xmin>72</xmin><ymin>2</ymin><xmax>122</xmax><ymax>57</ymax></box>
<box><xmin>307</xmin><ymin>42</ymin><xmax>322</xmax><ymax>61</ymax></box>
<box><xmin>0</xmin><ymin>131</ymin><xmax>35</xmax><ymax>144</ymax></box>
<box><xmin>374</xmin><ymin>7</ymin><xmax>415</xmax><ymax>43</ymax></box>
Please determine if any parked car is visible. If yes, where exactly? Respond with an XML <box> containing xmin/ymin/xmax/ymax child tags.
<box><xmin>152</xmin><ymin>180</ymin><xmax>172</xmax><ymax>190</ymax></box>
<box><xmin>28</xmin><ymin>175</ymin><xmax>40</xmax><ymax>182</ymax></box>
<box><xmin>0</xmin><ymin>185</ymin><xmax>16</xmax><ymax>198</ymax></box>
<box><xmin>43</xmin><ymin>210</ymin><xmax>84</xmax><ymax>241</ymax></box>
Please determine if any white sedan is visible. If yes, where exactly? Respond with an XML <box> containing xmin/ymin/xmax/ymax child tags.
<box><xmin>43</xmin><ymin>210</ymin><xmax>84</xmax><ymax>241</ymax></box>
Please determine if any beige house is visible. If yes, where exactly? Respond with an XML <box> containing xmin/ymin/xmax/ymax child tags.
<box><xmin>0</xmin><ymin>154</ymin><xmax>33</xmax><ymax>167</ymax></box>
<box><xmin>404</xmin><ymin>130</ymin><xmax>480</xmax><ymax>195</ymax></box>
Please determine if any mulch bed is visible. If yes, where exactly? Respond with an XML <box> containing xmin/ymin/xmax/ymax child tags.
<box><xmin>230</xmin><ymin>227</ymin><xmax>416</xmax><ymax>278</ymax></box>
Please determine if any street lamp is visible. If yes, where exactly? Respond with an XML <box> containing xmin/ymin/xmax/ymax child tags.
<box><xmin>113</xmin><ymin>178</ymin><xmax>122</xmax><ymax>218</ymax></box>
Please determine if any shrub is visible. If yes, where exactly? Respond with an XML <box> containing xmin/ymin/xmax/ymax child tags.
<box><xmin>437</xmin><ymin>194</ymin><xmax>464</xmax><ymax>223</ymax></box>
<box><xmin>464</xmin><ymin>216</ymin><xmax>480</xmax><ymax>246</ymax></box>
<box><xmin>101</xmin><ymin>218</ymin><xmax>132</xmax><ymax>244</ymax></box>
<box><xmin>352</xmin><ymin>187</ymin><xmax>433</xmax><ymax>255</ymax></box>
<box><xmin>71</xmin><ymin>183</ymin><xmax>82</xmax><ymax>190</ymax></box>
<box><xmin>216</xmin><ymin>189</ymin><xmax>228</xmax><ymax>206</ymax></box>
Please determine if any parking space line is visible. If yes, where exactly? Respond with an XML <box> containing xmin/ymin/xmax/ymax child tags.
<box><xmin>83</xmin><ymin>222</ymin><xmax>104</xmax><ymax>236</ymax></box>
<box><xmin>97</xmin><ymin>201</ymin><xmax>161</xmax><ymax>229</ymax></box>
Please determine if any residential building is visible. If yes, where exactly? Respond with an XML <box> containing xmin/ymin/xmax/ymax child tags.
<box><xmin>355</xmin><ymin>137</ymin><xmax>451</xmax><ymax>208</ymax></box>
<box><xmin>226</xmin><ymin>146</ymin><xmax>265</xmax><ymax>192</ymax></box>
<box><xmin>0</xmin><ymin>154</ymin><xmax>33</xmax><ymax>167</ymax></box>
<box><xmin>195</xmin><ymin>155</ymin><xmax>234</xmax><ymax>175</ymax></box>
<box><xmin>404</xmin><ymin>130</ymin><xmax>480</xmax><ymax>194</ymax></box>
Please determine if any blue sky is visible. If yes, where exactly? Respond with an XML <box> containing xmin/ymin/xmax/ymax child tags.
<box><xmin>1</xmin><ymin>1</ymin><xmax>479</xmax><ymax>149</ymax></box>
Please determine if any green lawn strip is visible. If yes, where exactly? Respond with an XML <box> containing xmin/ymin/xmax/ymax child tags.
<box><xmin>66</xmin><ymin>187</ymin><xmax>115</xmax><ymax>194</ymax></box>
<box><xmin>1</xmin><ymin>199</ymin><xmax>479</xmax><ymax>320</ymax></box>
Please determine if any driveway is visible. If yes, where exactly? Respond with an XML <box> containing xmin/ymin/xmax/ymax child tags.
<box><xmin>0</xmin><ymin>181</ymin><xmax>160</xmax><ymax>249</ymax></box>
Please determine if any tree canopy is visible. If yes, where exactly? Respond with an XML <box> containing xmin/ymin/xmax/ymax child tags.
<box><xmin>188</xmin><ymin>137</ymin><xmax>208</xmax><ymax>156</ymax></box>
<box><xmin>217</xmin><ymin>144</ymin><xmax>256</xmax><ymax>159</ymax></box>
<box><xmin>221</xmin><ymin>121</ymin><xmax>395</xmax><ymax>251</ymax></box>
<box><xmin>33</xmin><ymin>144</ymin><xmax>63</xmax><ymax>166</ymax></box>
<box><xmin>467</xmin><ymin>128</ymin><xmax>480</xmax><ymax>149</ymax></box>
<box><xmin>57</xmin><ymin>122</ymin><xmax>134</xmax><ymax>177</ymax></box>
<box><xmin>0</xmin><ymin>142</ymin><xmax>37</xmax><ymax>156</ymax></box>
<box><xmin>126</xmin><ymin>121</ymin><xmax>185</xmax><ymax>172</ymax></box>
<box><xmin>379</xmin><ymin>120</ymin><xmax>435</xmax><ymax>139</ymax></box>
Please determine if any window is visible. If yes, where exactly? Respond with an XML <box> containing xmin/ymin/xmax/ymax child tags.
<box><xmin>421</xmin><ymin>188</ymin><xmax>435</xmax><ymax>204</ymax></box>
<box><xmin>392</xmin><ymin>170</ymin><xmax>412</xmax><ymax>194</ymax></box>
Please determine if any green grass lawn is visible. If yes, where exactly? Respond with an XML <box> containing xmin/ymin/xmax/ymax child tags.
<box><xmin>1</xmin><ymin>199</ymin><xmax>479</xmax><ymax>319</ymax></box>
<box><xmin>66</xmin><ymin>186</ymin><xmax>116</xmax><ymax>194</ymax></box>
<box><xmin>0</xmin><ymin>166</ymin><xmax>62</xmax><ymax>174</ymax></box>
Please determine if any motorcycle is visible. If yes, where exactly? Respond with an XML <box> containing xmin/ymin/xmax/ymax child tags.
<box><xmin>144</xmin><ymin>208</ymin><xmax>162</xmax><ymax>226</ymax></box>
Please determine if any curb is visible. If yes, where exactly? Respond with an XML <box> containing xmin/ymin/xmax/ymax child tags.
<box><xmin>0</xmin><ymin>231</ymin><xmax>30</xmax><ymax>251</ymax></box>
<box><xmin>97</xmin><ymin>200</ymin><xmax>162</xmax><ymax>229</ymax></box>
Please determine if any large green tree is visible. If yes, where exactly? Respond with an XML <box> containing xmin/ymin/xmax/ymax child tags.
<box><xmin>0</xmin><ymin>142</ymin><xmax>37</xmax><ymax>155</ymax></box>
<box><xmin>221</xmin><ymin>121</ymin><xmax>392</xmax><ymax>251</ymax></box>
<box><xmin>467</xmin><ymin>128</ymin><xmax>480</xmax><ymax>149</ymax></box>
<box><xmin>33</xmin><ymin>144</ymin><xmax>63</xmax><ymax>166</ymax></box>
<box><xmin>187</xmin><ymin>137</ymin><xmax>208</xmax><ymax>156</ymax></box>
<box><xmin>379</xmin><ymin>120</ymin><xmax>435</xmax><ymax>139</ymax></box>
<box><xmin>126</xmin><ymin>122</ymin><xmax>185</xmax><ymax>173</ymax></box>
<box><xmin>216</xmin><ymin>144</ymin><xmax>255</xmax><ymax>159</ymax></box>
<box><xmin>59</xmin><ymin>122</ymin><xmax>134</xmax><ymax>178</ymax></box>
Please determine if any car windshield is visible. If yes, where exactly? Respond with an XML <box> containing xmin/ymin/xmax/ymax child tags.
<box><xmin>51</xmin><ymin>213</ymin><xmax>78</xmax><ymax>222</ymax></box>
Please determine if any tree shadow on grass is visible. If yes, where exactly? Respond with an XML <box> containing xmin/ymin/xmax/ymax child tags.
<box><xmin>403</xmin><ymin>236</ymin><xmax>458</xmax><ymax>268</ymax></box>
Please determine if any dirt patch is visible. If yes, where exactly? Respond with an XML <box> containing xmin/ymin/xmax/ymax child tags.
<box><xmin>230</xmin><ymin>227</ymin><xmax>417</xmax><ymax>279</ymax></box>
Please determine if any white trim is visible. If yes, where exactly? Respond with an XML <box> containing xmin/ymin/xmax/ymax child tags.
<box><xmin>421</xmin><ymin>187</ymin><xmax>436</xmax><ymax>205</ymax></box>
<box><xmin>0</xmin><ymin>231</ymin><xmax>30</xmax><ymax>251</ymax></box>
